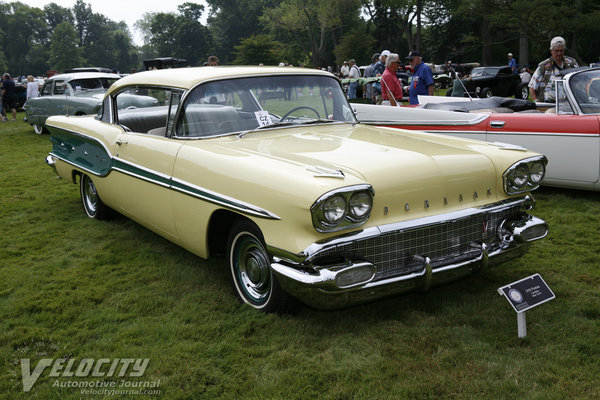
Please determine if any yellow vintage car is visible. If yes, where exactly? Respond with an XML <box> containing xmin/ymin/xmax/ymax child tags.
<box><xmin>45</xmin><ymin>66</ymin><xmax>548</xmax><ymax>312</ymax></box>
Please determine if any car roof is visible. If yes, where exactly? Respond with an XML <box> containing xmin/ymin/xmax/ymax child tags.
<box><xmin>47</xmin><ymin>72</ymin><xmax>122</xmax><ymax>82</ymax></box>
<box><xmin>107</xmin><ymin>66</ymin><xmax>335</xmax><ymax>94</ymax></box>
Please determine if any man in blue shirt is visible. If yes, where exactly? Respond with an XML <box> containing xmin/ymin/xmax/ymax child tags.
<box><xmin>508</xmin><ymin>53</ymin><xmax>518</xmax><ymax>74</ymax></box>
<box><xmin>406</xmin><ymin>50</ymin><xmax>434</xmax><ymax>105</ymax></box>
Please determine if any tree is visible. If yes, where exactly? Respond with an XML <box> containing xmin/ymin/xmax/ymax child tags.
<box><xmin>73</xmin><ymin>0</ymin><xmax>92</xmax><ymax>47</ymax></box>
<box><xmin>233</xmin><ymin>34</ymin><xmax>284</xmax><ymax>65</ymax></box>
<box><xmin>48</xmin><ymin>21</ymin><xmax>85</xmax><ymax>71</ymax></box>
<box><xmin>261</xmin><ymin>0</ymin><xmax>362</xmax><ymax>68</ymax></box>
<box><xmin>335</xmin><ymin>28</ymin><xmax>376</xmax><ymax>67</ymax></box>
<box><xmin>44</xmin><ymin>2</ymin><xmax>74</xmax><ymax>31</ymax></box>
<box><xmin>137</xmin><ymin>8</ymin><xmax>211</xmax><ymax>66</ymax></box>
<box><xmin>0</xmin><ymin>2</ymin><xmax>48</xmax><ymax>74</ymax></box>
<box><xmin>362</xmin><ymin>0</ymin><xmax>418</xmax><ymax>56</ymax></box>
<box><xmin>205</xmin><ymin>0</ymin><xmax>280</xmax><ymax>63</ymax></box>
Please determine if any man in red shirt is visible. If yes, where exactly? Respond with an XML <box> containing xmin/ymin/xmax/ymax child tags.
<box><xmin>381</xmin><ymin>53</ymin><xmax>403</xmax><ymax>106</ymax></box>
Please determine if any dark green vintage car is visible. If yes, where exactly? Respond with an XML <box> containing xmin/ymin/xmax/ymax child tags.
<box><xmin>24</xmin><ymin>72</ymin><xmax>159</xmax><ymax>134</ymax></box>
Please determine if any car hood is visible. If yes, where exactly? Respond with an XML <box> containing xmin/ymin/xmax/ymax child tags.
<box><xmin>188</xmin><ymin>123</ymin><xmax>524</xmax><ymax>222</ymax></box>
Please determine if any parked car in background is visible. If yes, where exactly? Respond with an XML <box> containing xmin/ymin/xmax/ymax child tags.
<box><xmin>446</xmin><ymin>66</ymin><xmax>528</xmax><ymax>99</ymax></box>
<box><xmin>353</xmin><ymin>67</ymin><xmax>600</xmax><ymax>191</ymax></box>
<box><xmin>45</xmin><ymin>66</ymin><xmax>548</xmax><ymax>312</ymax></box>
<box><xmin>24</xmin><ymin>72</ymin><xmax>158</xmax><ymax>134</ymax></box>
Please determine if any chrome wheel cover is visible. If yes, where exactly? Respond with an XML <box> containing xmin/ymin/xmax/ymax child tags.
<box><xmin>231</xmin><ymin>232</ymin><xmax>271</xmax><ymax>304</ymax></box>
<box><xmin>83</xmin><ymin>177</ymin><xmax>99</xmax><ymax>216</ymax></box>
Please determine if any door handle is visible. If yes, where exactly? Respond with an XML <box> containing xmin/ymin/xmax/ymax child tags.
<box><xmin>116</xmin><ymin>139</ymin><xmax>128</xmax><ymax>145</ymax></box>
<box><xmin>490</xmin><ymin>121</ymin><xmax>505</xmax><ymax>128</ymax></box>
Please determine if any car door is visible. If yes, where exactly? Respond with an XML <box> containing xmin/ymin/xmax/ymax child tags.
<box><xmin>110</xmin><ymin>87</ymin><xmax>184</xmax><ymax>239</ymax></box>
<box><xmin>487</xmin><ymin>113</ymin><xmax>600</xmax><ymax>187</ymax></box>
<box><xmin>496</xmin><ymin>67</ymin><xmax>513</xmax><ymax>96</ymax></box>
<box><xmin>28</xmin><ymin>80</ymin><xmax>58</xmax><ymax>122</ymax></box>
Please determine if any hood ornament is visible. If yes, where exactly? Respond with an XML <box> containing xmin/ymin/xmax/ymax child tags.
<box><xmin>308</xmin><ymin>165</ymin><xmax>345</xmax><ymax>179</ymax></box>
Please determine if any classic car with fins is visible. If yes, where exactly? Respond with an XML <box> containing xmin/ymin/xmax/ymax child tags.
<box><xmin>45</xmin><ymin>66</ymin><xmax>548</xmax><ymax>312</ymax></box>
<box><xmin>354</xmin><ymin>67</ymin><xmax>600</xmax><ymax>192</ymax></box>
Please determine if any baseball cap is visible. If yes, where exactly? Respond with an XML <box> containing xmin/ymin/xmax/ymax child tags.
<box><xmin>380</xmin><ymin>50</ymin><xmax>391</xmax><ymax>58</ymax></box>
<box><xmin>406</xmin><ymin>50</ymin><xmax>421</xmax><ymax>59</ymax></box>
<box><xmin>550</xmin><ymin>36</ymin><xmax>565</xmax><ymax>50</ymax></box>
<box><xmin>508</xmin><ymin>53</ymin><xmax>513</xmax><ymax>57</ymax></box>
<box><xmin>372</xmin><ymin>53</ymin><xmax>381</xmax><ymax>60</ymax></box>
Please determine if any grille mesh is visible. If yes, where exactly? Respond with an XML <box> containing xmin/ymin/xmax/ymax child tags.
<box><xmin>313</xmin><ymin>206</ymin><xmax>519</xmax><ymax>281</ymax></box>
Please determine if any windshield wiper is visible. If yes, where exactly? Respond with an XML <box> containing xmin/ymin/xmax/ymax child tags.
<box><xmin>299</xmin><ymin>118</ymin><xmax>337</xmax><ymax>125</ymax></box>
<box><xmin>237</xmin><ymin>121</ymin><xmax>295</xmax><ymax>138</ymax></box>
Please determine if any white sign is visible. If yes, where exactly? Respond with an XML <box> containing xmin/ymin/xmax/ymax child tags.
<box><xmin>254</xmin><ymin>110</ymin><xmax>273</xmax><ymax>127</ymax></box>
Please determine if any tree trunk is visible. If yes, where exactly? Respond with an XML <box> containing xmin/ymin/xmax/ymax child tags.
<box><xmin>416</xmin><ymin>0</ymin><xmax>422</xmax><ymax>50</ymax></box>
<box><xmin>519</xmin><ymin>31</ymin><xmax>529</xmax><ymax>69</ymax></box>
<box><xmin>481</xmin><ymin>18</ymin><xmax>492</xmax><ymax>65</ymax></box>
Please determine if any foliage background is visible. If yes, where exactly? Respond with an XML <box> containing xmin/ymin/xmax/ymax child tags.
<box><xmin>0</xmin><ymin>0</ymin><xmax>599</xmax><ymax>75</ymax></box>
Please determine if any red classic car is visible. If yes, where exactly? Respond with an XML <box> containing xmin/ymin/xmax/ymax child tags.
<box><xmin>354</xmin><ymin>67</ymin><xmax>600</xmax><ymax>191</ymax></box>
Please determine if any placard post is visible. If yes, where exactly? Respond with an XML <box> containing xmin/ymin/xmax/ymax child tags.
<box><xmin>517</xmin><ymin>312</ymin><xmax>526</xmax><ymax>338</ymax></box>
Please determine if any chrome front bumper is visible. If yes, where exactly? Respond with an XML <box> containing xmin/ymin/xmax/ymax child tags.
<box><xmin>270</xmin><ymin>197</ymin><xmax>547</xmax><ymax>309</ymax></box>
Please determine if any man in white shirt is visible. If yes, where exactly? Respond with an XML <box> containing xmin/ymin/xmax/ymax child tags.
<box><xmin>347</xmin><ymin>59</ymin><xmax>361</xmax><ymax>99</ymax></box>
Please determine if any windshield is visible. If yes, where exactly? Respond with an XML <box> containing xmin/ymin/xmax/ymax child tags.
<box><xmin>69</xmin><ymin>77</ymin><xmax>119</xmax><ymax>94</ymax></box>
<box><xmin>569</xmin><ymin>69</ymin><xmax>600</xmax><ymax>114</ymax></box>
<box><xmin>470</xmin><ymin>67</ymin><xmax>499</xmax><ymax>77</ymax></box>
<box><xmin>175</xmin><ymin>75</ymin><xmax>355</xmax><ymax>138</ymax></box>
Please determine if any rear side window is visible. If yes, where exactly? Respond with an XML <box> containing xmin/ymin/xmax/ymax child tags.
<box><xmin>41</xmin><ymin>82</ymin><xmax>53</xmax><ymax>96</ymax></box>
<box><xmin>113</xmin><ymin>86</ymin><xmax>183</xmax><ymax>136</ymax></box>
<box><xmin>53</xmin><ymin>81</ymin><xmax>66</xmax><ymax>95</ymax></box>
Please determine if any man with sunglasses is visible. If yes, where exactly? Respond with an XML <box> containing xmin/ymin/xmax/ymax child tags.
<box><xmin>528</xmin><ymin>36</ymin><xmax>578</xmax><ymax>101</ymax></box>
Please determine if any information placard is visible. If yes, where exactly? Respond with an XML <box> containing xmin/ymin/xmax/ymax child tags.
<box><xmin>498</xmin><ymin>273</ymin><xmax>555</xmax><ymax>313</ymax></box>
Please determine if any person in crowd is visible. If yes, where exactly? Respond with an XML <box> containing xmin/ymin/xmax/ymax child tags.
<box><xmin>26</xmin><ymin>75</ymin><xmax>39</xmax><ymax>100</ymax></box>
<box><xmin>207</xmin><ymin>55</ymin><xmax>220</xmax><ymax>66</ymax></box>
<box><xmin>0</xmin><ymin>79</ymin><xmax>6</xmax><ymax>122</ymax></box>
<box><xmin>508</xmin><ymin>53</ymin><xmax>518</xmax><ymax>74</ymax></box>
<box><xmin>380</xmin><ymin>53</ymin><xmax>403</xmax><ymax>106</ymax></box>
<box><xmin>519</xmin><ymin>67</ymin><xmax>531</xmax><ymax>84</ymax></box>
<box><xmin>451</xmin><ymin>72</ymin><xmax>470</xmax><ymax>97</ymax></box>
<box><xmin>363</xmin><ymin>53</ymin><xmax>379</xmax><ymax>103</ymax></box>
<box><xmin>406</xmin><ymin>50</ymin><xmax>434</xmax><ymax>105</ymax></box>
<box><xmin>347</xmin><ymin>59</ymin><xmax>360</xmax><ymax>99</ymax></box>
<box><xmin>444</xmin><ymin>60</ymin><xmax>456</xmax><ymax>79</ymax></box>
<box><xmin>1</xmin><ymin>73</ymin><xmax>17</xmax><ymax>121</ymax></box>
<box><xmin>528</xmin><ymin>36</ymin><xmax>579</xmax><ymax>102</ymax></box>
<box><xmin>340</xmin><ymin>61</ymin><xmax>349</xmax><ymax>78</ymax></box>
<box><xmin>372</xmin><ymin>50</ymin><xmax>390</xmax><ymax>104</ymax></box>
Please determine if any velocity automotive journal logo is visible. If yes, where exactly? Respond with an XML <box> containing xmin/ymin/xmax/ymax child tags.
<box><xmin>20</xmin><ymin>357</ymin><xmax>157</xmax><ymax>393</ymax></box>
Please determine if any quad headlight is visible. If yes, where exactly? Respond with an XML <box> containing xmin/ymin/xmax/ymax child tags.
<box><xmin>504</xmin><ymin>156</ymin><xmax>548</xmax><ymax>195</ymax></box>
<box><xmin>311</xmin><ymin>185</ymin><xmax>374</xmax><ymax>232</ymax></box>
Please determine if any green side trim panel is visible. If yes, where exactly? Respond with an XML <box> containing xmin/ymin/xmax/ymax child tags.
<box><xmin>47</xmin><ymin>126</ymin><xmax>280</xmax><ymax>220</ymax></box>
<box><xmin>49</xmin><ymin>127</ymin><xmax>112</xmax><ymax>176</ymax></box>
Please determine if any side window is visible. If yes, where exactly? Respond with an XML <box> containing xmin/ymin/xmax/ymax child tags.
<box><xmin>114</xmin><ymin>86</ymin><xmax>181</xmax><ymax>136</ymax></box>
<box><xmin>41</xmin><ymin>82</ymin><xmax>53</xmax><ymax>96</ymax></box>
<box><xmin>53</xmin><ymin>81</ymin><xmax>66</xmax><ymax>95</ymax></box>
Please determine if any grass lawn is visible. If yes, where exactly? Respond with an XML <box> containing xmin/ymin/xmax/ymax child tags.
<box><xmin>1</xmin><ymin>113</ymin><xmax>598</xmax><ymax>399</ymax></box>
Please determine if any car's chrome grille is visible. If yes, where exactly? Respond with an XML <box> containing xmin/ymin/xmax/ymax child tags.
<box><xmin>313</xmin><ymin>206</ymin><xmax>520</xmax><ymax>281</ymax></box>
